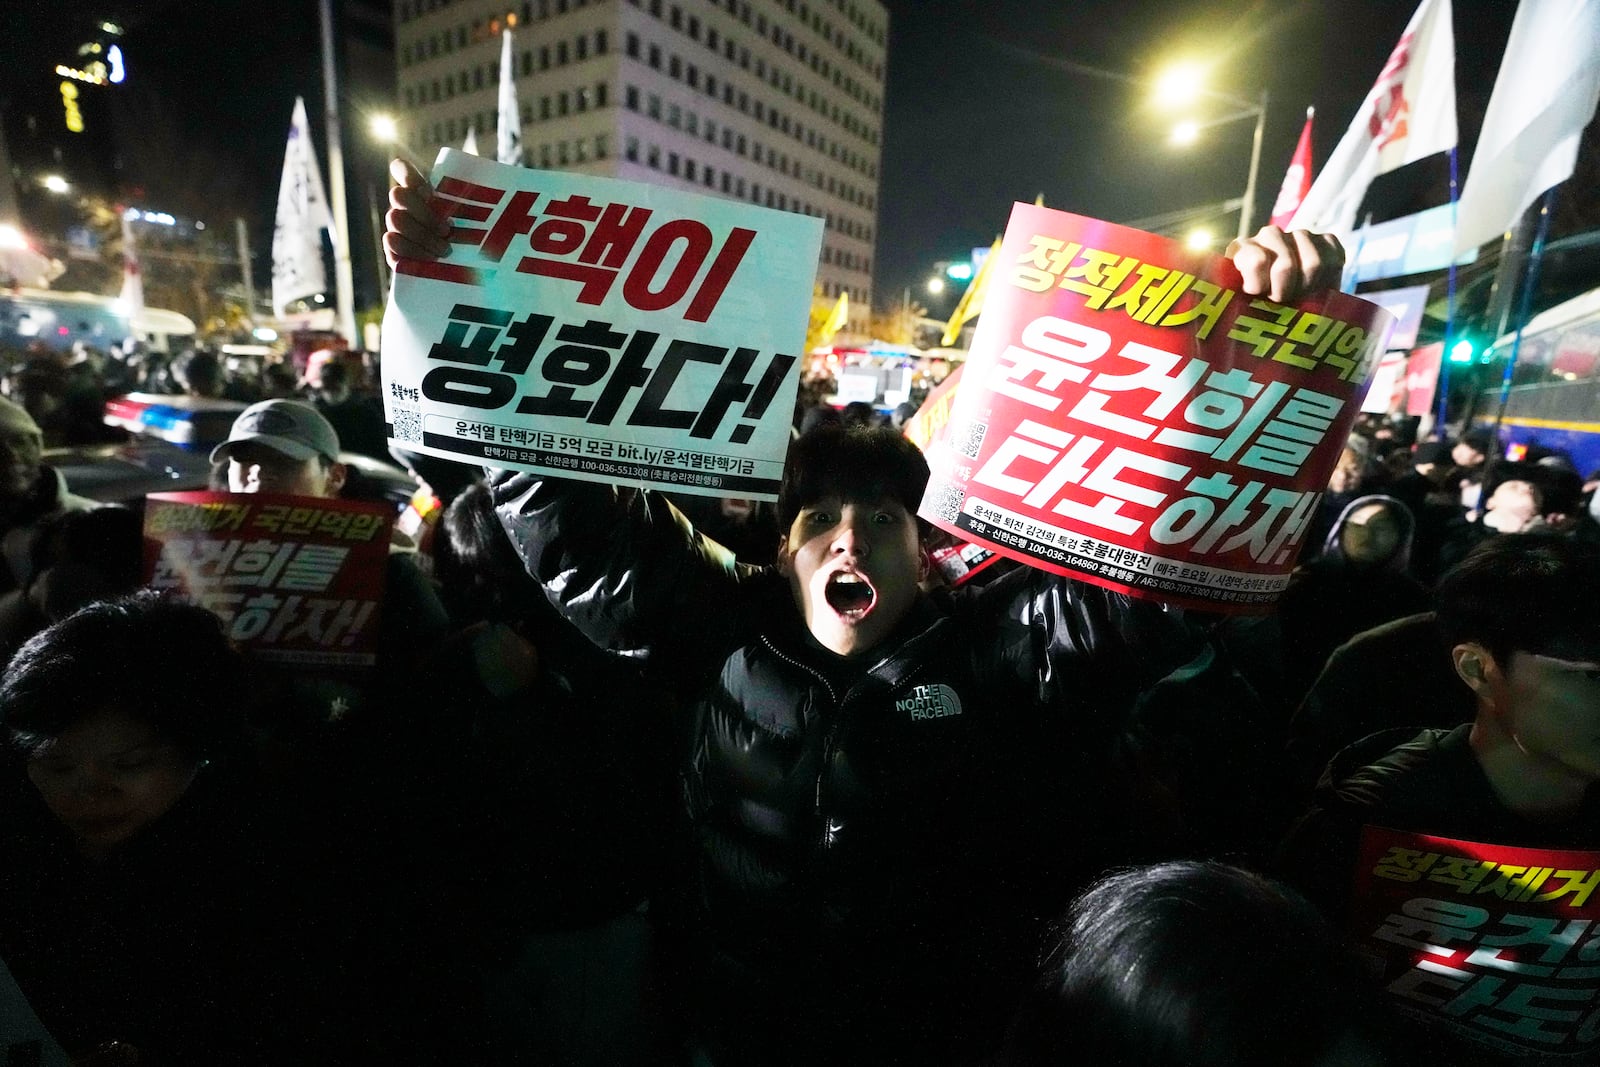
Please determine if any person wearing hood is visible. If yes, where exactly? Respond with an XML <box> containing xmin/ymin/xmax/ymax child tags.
<box><xmin>1275</xmin><ymin>495</ymin><xmax>1431</xmax><ymax>714</ymax></box>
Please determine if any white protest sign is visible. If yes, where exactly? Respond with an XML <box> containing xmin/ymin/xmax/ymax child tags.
<box><xmin>382</xmin><ymin>151</ymin><xmax>824</xmax><ymax>499</ymax></box>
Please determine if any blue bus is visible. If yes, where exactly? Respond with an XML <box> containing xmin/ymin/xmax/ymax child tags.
<box><xmin>0</xmin><ymin>287</ymin><xmax>195</xmax><ymax>353</ymax></box>
<box><xmin>1471</xmin><ymin>286</ymin><xmax>1600</xmax><ymax>475</ymax></box>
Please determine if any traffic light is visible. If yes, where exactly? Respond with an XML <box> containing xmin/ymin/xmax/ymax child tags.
<box><xmin>1449</xmin><ymin>337</ymin><xmax>1476</xmax><ymax>363</ymax></box>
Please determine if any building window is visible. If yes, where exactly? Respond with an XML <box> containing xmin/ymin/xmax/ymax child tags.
<box><xmin>685</xmin><ymin>159</ymin><xmax>697</xmax><ymax>180</ymax></box>
<box><xmin>625</xmin><ymin>85</ymin><xmax>639</xmax><ymax>110</ymax></box>
<box><xmin>647</xmin><ymin>94</ymin><xmax>661</xmax><ymax>119</ymax></box>
<box><xmin>596</xmin><ymin>134</ymin><xmax>609</xmax><ymax>158</ymax></box>
<box><xmin>596</xmin><ymin>83</ymin><xmax>608</xmax><ymax>107</ymax></box>
<box><xmin>595</xmin><ymin>30</ymin><xmax>608</xmax><ymax>54</ymax></box>
<box><xmin>648</xmin><ymin>44</ymin><xmax>662</xmax><ymax>69</ymax></box>
<box><xmin>626</xmin><ymin>32</ymin><xmax>640</xmax><ymax>58</ymax></box>
<box><xmin>647</xmin><ymin>144</ymin><xmax>661</xmax><ymax>168</ymax></box>
<box><xmin>576</xmin><ymin>37</ymin><xmax>588</xmax><ymax>60</ymax></box>
<box><xmin>625</xmin><ymin>136</ymin><xmax>639</xmax><ymax>161</ymax></box>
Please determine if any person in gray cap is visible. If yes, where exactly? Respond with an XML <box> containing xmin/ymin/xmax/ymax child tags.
<box><xmin>210</xmin><ymin>399</ymin><xmax>347</xmax><ymax>499</ymax></box>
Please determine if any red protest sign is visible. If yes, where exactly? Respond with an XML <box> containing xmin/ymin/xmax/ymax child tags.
<box><xmin>902</xmin><ymin>364</ymin><xmax>1000</xmax><ymax>587</ymax></box>
<box><xmin>1406</xmin><ymin>342</ymin><xmax>1445</xmax><ymax>418</ymax></box>
<box><xmin>903</xmin><ymin>362</ymin><xmax>965</xmax><ymax>452</ymax></box>
<box><xmin>1350</xmin><ymin>826</ymin><xmax>1600</xmax><ymax>1060</ymax></box>
<box><xmin>916</xmin><ymin>204</ymin><xmax>1396</xmax><ymax>613</ymax></box>
<box><xmin>142</xmin><ymin>492</ymin><xmax>394</xmax><ymax>668</ymax></box>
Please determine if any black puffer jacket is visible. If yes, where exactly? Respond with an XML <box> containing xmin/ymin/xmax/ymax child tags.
<box><xmin>490</xmin><ymin>470</ymin><xmax>1218</xmax><ymax>1063</ymax></box>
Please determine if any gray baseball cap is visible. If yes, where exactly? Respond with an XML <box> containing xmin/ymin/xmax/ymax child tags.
<box><xmin>210</xmin><ymin>399</ymin><xmax>341</xmax><ymax>464</ymax></box>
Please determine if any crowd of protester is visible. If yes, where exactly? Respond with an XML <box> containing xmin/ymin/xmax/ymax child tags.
<box><xmin>1</xmin><ymin>214</ymin><xmax>1598</xmax><ymax>1065</ymax></box>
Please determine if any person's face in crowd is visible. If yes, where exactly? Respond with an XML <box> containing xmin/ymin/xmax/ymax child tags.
<box><xmin>1327</xmin><ymin>448</ymin><xmax>1364</xmax><ymax>494</ymax></box>
<box><xmin>778</xmin><ymin>494</ymin><xmax>927</xmax><ymax>658</ymax></box>
<box><xmin>1473</xmin><ymin>650</ymin><xmax>1600</xmax><ymax>782</ymax></box>
<box><xmin>226</xmin><ymin>442</ymin><xmax>344</xmax><ymax>497</ymax></box>
<box><xmin>1453</xmin><ymin>440</ymin><xmax>1487</xmax><ymax>468</ymax></box>
<box><xmin>26</xmin><ymin>707</ymin><xmax>201</xmax><ymax>855</ymax></box>
<box><xmin>1483</xmin><ymin>479</ymin><xmax>1542</xmax><ymax>532</ymax></box>
<box><xmin>1339</xmin><ymin>502</ymin><xmax>1402</xmax><ymax>564</ymax></box>
<box><xmin>0</xmin><ymin>405</ymin><xmax>44</xmax><ymax>497</ymax></box>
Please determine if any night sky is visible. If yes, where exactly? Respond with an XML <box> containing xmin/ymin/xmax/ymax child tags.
<box><xmin>0</xmin><ymin>0</ymin><xmax>1534</xmax><ymax>313</ymax></box>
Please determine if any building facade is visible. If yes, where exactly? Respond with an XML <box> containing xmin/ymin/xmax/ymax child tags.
<box><xmin>394</xmin><ymin>0</ymin><xmax>885</xmax><ymax>331</ymax></box>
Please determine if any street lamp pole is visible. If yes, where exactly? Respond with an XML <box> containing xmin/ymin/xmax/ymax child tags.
<box><xmin>1237</xmin><ymin>89</ymin><xmax>1269</xmax><ymax>241</ymax></box>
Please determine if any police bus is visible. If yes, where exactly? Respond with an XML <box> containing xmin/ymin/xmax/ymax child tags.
<box><xmin>1471</xmin><ymin>286</ymin><xmax>1600</xmax><ymax>474</ymax></box>
<box><xmin>0</xmin><ymin>287</ymin><xmax>195</xmax><ymax>353</ymax></box>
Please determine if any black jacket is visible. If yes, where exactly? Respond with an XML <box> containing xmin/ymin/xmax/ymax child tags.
<box><xmin>1280</xmin><ymin>725</ymin><xmax>1600</xmax><ymax>926</ymax></box>
<box><xmin>490</xmin><ymin>470</ymin><xmax>1223</xmax><ymax>1063</ymax></box>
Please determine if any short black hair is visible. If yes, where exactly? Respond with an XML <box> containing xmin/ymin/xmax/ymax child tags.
<box><xmin>1002</xmin><ymin>861</ymin><xmax>1387</xmax><ymax>1067</ymax></box>
<box><xmin>1435</xmin><ymin>534</ymin><xmax>1600</xmax><ymax>665</ymax></box>
<box><xmin>0</xmin><ymin>592</ymin><xmax>249</xmax><ymax>761</ymax></box>
<box><xmin>777</xmin><ymin>423</ymin><xmax>930</xmax><ymax>534</ymax></box>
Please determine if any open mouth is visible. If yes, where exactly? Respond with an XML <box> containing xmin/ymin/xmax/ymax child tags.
<box><xmin>825</xmin><ymin>572</ymin><xmax>877</xmax><ymax>618</ymax></box>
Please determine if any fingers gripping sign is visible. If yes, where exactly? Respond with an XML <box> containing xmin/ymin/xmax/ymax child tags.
<box><xmin>384</xmin><ymin>158</ymin><xmax>451</xmax><ymax>266</ymax></box>
<box><xmin>1225</xmin><ymin>225</ymin><xmax>1345</xmax><ymax>304</ymax></box>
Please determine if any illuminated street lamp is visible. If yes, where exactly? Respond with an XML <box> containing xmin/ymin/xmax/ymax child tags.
<box><xmin>1185</xmin><ymin>227</ymin><xmax>1216</xmax><ymax>251</ymax></box>
<box><xmin>41</xmin><ymin>175</ymin><xmax>71</xmax><ymax>195</ymax></box>
<box><xmin>1154</xmin><ymin>62</ymin><xmax>1269</xmax><ymax>242</ymax></box>
<box><xmin>369</xmin><ymin>113</ymin><xmax>399</xmax><ymax>145</ymax></box>
<box><xmin>366</xmin><ymin>111</ymin><xmax>403</xmax><ymax>301</ymax></box>
<box><xmin>927</xmin><ymin>277</ymin><xmax>946</xmax><ymax>296</ymax></box>
<box><xmin>1153</xmin><ymin>63</ymin><xmax>1205</xmax><ymax>109</ymax></box>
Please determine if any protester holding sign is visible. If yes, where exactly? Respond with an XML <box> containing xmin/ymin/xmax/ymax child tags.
<box><xmin>190</xmin><ymin>398</ymin><xmax>449</xmax><ymax>738</ymax></box>
<box><xmin>384</xmin><ymin>155</ymin><xmax>1348</xmax><ymax>1062</ymax></box>
<box><xmin>1280</xmin><ymin>536</ymin><xmax>1600</xmax><ymax>1062</ymax></box>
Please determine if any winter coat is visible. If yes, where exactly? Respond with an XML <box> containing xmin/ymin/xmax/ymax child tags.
<box><xmin>490</xmin><ymin>470</ymin><xmax>1228</xmax><ymax>1063</ymax></box>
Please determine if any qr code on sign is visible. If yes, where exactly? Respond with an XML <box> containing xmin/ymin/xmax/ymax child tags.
<box><xmin>928</xmin><ymin>481</ymin><xmax>965</xmax><ymax>524</ymax></box>
<box><xmin>392</xmin><ymin>408</ymin><xmax>422</xmax><ymax>444</ymax></box>
<box><xmin>951</xmin><ymin>420</ymin><xmax>987</xmax><ymax>459</ymax></box>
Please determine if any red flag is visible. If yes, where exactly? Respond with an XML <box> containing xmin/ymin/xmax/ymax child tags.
<box><xmin>1270</xmin><ymin>108</ymin><xmax>1314</xmax><ymax>230</ymax></box>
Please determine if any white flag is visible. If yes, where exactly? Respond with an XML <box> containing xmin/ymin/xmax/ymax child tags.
<box><xmin>462</xmin><ymin>126</ymin><xmax>479</xmax><ymax>156</ymax></box>
<box><xmin>271</xmin><ymin>96</ymin><xmax>334</xmax><ymax>318</ymax></box>
<box><xmin>497</xmin><ymin>29</ymin><xmax>524</xmax><ymax>167</ymax></box>
<box><xmin>1454</xmin><ymin>0</ymin><xmax>1600</xmax><ymax>253</ymax></box>
<box><xmin>1290</xmin><ymin>0</ymin><xmax>1457</xmax><ymax>239</ymax></box>
<box><xmin>119</xmin><ymin>208</ymin><xmax>144</xmax><ymax>327</ymax></box>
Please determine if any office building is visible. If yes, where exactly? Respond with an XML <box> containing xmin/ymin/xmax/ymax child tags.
<box><xmin>394</xmin><ymin>0</ymin><xmax>885</xmax><ymax>331</ymax></box>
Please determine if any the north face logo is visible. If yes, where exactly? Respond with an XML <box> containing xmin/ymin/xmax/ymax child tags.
<box><xmin>896</xmin><ymin>683</ymin><xmax>963</xmax><ymax>721</ymax></box>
